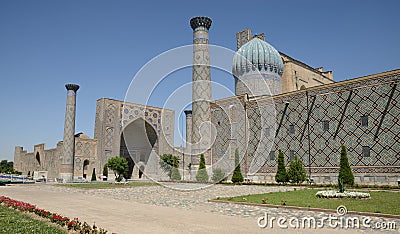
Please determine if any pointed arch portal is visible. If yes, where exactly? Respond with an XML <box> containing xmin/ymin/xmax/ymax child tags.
<box><xmin>120</xmin><ymin>118</ymin><xmax>157</xmax><ymax>179</ymax></box>
<box><xmin>83</xmin><ymin>159</ymin><xmax>89</xmax><ymax>179</ymax></box>
<box><xmin>35</xmin><ymin>152</ymin><xmax>41</xmax><ymax>165</ymax></box>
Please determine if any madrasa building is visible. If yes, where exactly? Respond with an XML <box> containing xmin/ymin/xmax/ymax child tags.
<box><xmin>14</xmin><ymin>16</ymin><xmax>399</xmax><ymax>185</ymax></box>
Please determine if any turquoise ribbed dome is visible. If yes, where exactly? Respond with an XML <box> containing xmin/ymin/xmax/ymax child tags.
<box><xmin>232</xmin><ymin>38</ymin><xmax>284</xmax><ymax>77</ymax></box>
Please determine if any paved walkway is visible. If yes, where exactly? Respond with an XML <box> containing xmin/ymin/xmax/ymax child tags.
<box><xmin>0</xmin><ymin>184</ymin><xmax>398</xmax><ymax>233</ymax></box>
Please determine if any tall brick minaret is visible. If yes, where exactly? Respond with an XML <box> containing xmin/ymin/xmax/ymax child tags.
<box><xmin>184</xmin><ymin>110</ymin><xmax>192</xmax><ymax>161</ymax></box>
<box><xmin>61</xmin><ymin>83</ymin><xmax>79</xmax><ymax>182</ymax></box>
<box><xmin>190</xmin><ymin>16</ymin><xmax>212</xmax><ymax>163</ymax></box>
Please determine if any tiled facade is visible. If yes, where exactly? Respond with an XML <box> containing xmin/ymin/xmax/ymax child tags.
<box><xmin>211</xmin><ymin>70</ymin><xmax>400</xmax><ymax>185</ymax></box>
<box><xmin>14</xmin><ymin>98</ymin><xmax>175</xmax><ymax>181</ymax></box>
<box><xmin>14</xmin><ymin>134</ymin><xmax>97</xmax><ymax>181</ymax></box>
<box><xmin>190</xmin><ymin>17</ymin><xmax>213</xmax><ymax>163</ymax></box>
<box><xmin>94</xmin><ymin>98</ymin><xmax>175</xmax><ymax>179</ymax></box>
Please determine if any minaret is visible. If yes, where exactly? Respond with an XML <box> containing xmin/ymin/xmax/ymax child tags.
<box><xmin>190</xmin><ymin>16</ymin><xmax>212</xmax><ymax>163</ymax></box>
<box><xmin>61</xmin><ymin>83</ymin><xmax>79</xmax><ymax>182</ymax></box>
<box><xmin>184</xmin><ymin>110</ymin><xmax>192</xmax><ymax>159</ymax></box>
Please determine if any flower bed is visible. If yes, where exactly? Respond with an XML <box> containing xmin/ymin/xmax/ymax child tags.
<box><xmin>315</xmin><ymin>190</ymin><xmax>371</xmax><ymax>199</ymax></box>
<box><xmin>0</xmin><ymin>196</ymin><xmax>107</xmax><ymax>233</ymax></box>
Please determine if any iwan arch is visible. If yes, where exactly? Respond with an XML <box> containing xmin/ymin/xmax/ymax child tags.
<box><xmin>95</xmin><ymin>98</ymin><xmax>175</xmax><ymax>180</ymax></box>
<box><xmin>14</xmin><ymin>96</ymin><xmax>175</xmax><ymax>181</ymax></box>
<box><xmin>14</xmin><ymin>16</ymin><xmax>400</xmax><ymax>184</ymax></box>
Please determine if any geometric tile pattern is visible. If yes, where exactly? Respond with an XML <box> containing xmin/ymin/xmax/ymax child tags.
<box><xmin>120</xmin><ymin>103</ymin><xmax>163</xmax><ymax>152</ymax></box>
<box><xmin>191</xmin><ymin>18</ymin><xmax>212</xmax><ymax>161</ymax></box>
<box><xmin>267</xmin><ymin>75</ymin><xmax>399</xmax><ymax>174</ymax></box>
<box><xmin>211</xmin><ymin>96</ymin><xmax>247</xmax><ymax>173</ymax></box>
<box><xmin>94</xmin><ymin>98</ymin><xmax>175</xmax><ymax>174</ymax></box>
<box><xmin>212</xmin><ymin>71</ymin><xmax>400</xmax><ymax>176</ymax></box>
<box><xmin>62</xmin><ymin>85</ymin><xmax>79</xmax><ymax>171</ymax></box>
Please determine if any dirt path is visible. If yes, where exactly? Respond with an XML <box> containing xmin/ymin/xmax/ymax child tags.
<box><xmin>1</xmin><ymin>185</ymin><xmax>366</xmax><ymax>234</ymax></box>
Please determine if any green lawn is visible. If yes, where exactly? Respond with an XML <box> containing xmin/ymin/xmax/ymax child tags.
<box><xmin>55</xmin><ymin>181</ymin><xmax>158</xmax><ymax>189</ymax></box>
<box><xmin>0</xmin><ymin>205</ymin><xmax>66</xmax><ymax>234</ymax></box>
<box><xmin>216</xmin><ymin>188</ymin><xmax>400</xmax><ymax>215</ymax></box>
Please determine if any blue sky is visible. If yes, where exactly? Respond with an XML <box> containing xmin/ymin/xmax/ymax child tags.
<box><xmin>1</xmin><ymin>0</ymin><xmax>399</xmax><ymax>161</ymax></box>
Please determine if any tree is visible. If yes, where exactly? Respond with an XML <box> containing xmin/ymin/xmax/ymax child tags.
<box><xmin>106</xmin><ymin>157</ymin><xmax>128</xmax><ymax>182</ymax></box>
<box><xmin>212</xmin><ymin>168</ymin><xmax>226</xmax><ymax>183</ymax></box>
<box><xmin>0</xmin><ymin>160</ymin><xmax>8</xmax><ymax>172</ymax></box>
<box><xmin>287</xmin><ymin>156</ymin><xmax>307</xmax><ymax>185</ymax></box>
<box><xmin>170</xmin><ymin>167</ymin><xmax>181</xmax><ymax>181</ymax></box>
<box><xmin>275</xmin><ymin>149</ymin><xmax>289</xmax><ymax>184</ymax></box>
<box><xmin>91</xmin><ymin>168</ymin><xmax>96</xmax><ymax>181</ymax></box>
<box><xmin>196</xmin><ymin>154</ymin><xmax>209</xmax><ymax>182</ymax></box>
<box><xmin>159</xmin><ymin>154</ymin><xmax>180</xmax><ymax>179</ymax></box>
<box><xmin>102</xmin><ymin>165</ymin><xmax>108</xmax><ymax>181</ymax></box>
<box><xmin>338</xmin><ymin>145</ymin><xmax>354</xmax><ymax>186</ymax></box>
<box><xmin>338</xmin><ymin>177</ymin><xmax>346</xmax><ymax>193</ymax></box>
<box><xmin>0</xmin><ymin>160</ymin><xmax>21</xmax><ymax>175</ymax></box>
<box><xmin>231</xmin><ymin>149</ymin><xmax>244</xmax><ymax>183</ymax></box>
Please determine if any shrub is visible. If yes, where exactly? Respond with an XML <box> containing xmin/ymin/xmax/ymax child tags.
<box><xmin>287</xmin><ymin>156</ymin><xmax>307</xmax><ymax>185</ymax></box>
<box><xmin>231</xmin><ymin>149</ymin><xmax>244</xmax><ymax>183</ymax></box>
<box><xmin>91</xmin><ymin>168</ymin><xmax>96</xmax><ymax>182</ymax></box>
<box><xmin>196</xmin><ymin>154</ymin><xmax>209</xmax><ymax>182</ymax></box>
<box><xmin>171</xmin><ymin>167</ymin><xmax>181</xmax><ymax>181</ymax></box>
<box><xmin>211</xmin><ymin>168</ymin><xmax>226</xmax><ymax>183</ymax></box>
<box><xmin>338</xmin><ymin>178</ymin><xmax>346</xmax><ymax>193</ymax></box>
<box><xmin>159</xmin><ymin>154</ymin><xmax>180</xmax><ymax>179</ymax></box>
<box><xmin>275</xmin><ymin>149</ymin><xmax>289</xmax><ymax>184</ymax></box>
<box><xmin>102</xmin><ymin>165</ymin><xmax>108</xmax><ymax>181</ymax></box>
<box><xmin>338</xmin><ymin>145</ymin><xmax>354</xmax><ymax>186</ymax></box>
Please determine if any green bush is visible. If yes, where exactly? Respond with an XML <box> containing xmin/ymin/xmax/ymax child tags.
<box><xmin>0</xmin><ymin>160</ymin><xmax>21</xmax><ymax>175</ymax></box>
<box><xmin>338</xmin><ymin>145</ymin><xmax>354</xmax><ymax>186</ymax></box>
<box><xmin>212</xmin><ymin>168</ymin><xmax>226</xmax><ymax>183</ymax></box>
<box><xmin>102</xmin><ymin>165</ymin><xmax>108</xmax><ymax>181</ymax></box>
<box><xmin>106</xmin><ymin>157</ymin><xmax>129</xmax><ymax>182</ymax></box>
<box><xmin>91</xmin><ymin>168</ymin><xmax>96</xmax><ymax>182</ymax></box>
<box><xmin>231</xmin><ymin>149</ymin><xmax>244</xmax><ymax>183</ymax></box>
<box><xmin>171</xmin><ymin>167</ymin><xmax>181</xmax><ymax>181</ymax></box>
<box><xmin>159</xmin><ymin>154</ymin><xmax>180</xmax><ymax>179</ymax></box>
<box><xmin>287</xmin><ymin>156</ymin><xmax>307</xmax><ymax>185</ymax></box>
<box><xmin>275</xmin><ymin>149</ymin><xmax>289</xmax><ymax>184</ymax></box>
<box><xmin>196</xmin><ymin>154</ymin><xmax>209</xmax><ymax>182</ymax></box>
<box><xmin>338</xmin><ymin>178</ymin><xmax>346</xmax><ymax>193</ymax></box>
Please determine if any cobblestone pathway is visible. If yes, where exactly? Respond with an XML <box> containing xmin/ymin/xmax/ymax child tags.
<box><xmin>26</xmin><ymin>183</ymin><xmax>399</xmax><ymax>233</ymax></box>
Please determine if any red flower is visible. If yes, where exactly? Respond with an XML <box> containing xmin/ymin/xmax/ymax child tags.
<box><xmin>0</xmin><ymin>196</ymin><xmax>107</xmax><ymax>233</ymax></box>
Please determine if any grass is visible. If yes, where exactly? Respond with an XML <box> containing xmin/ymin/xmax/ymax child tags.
<box><xmin>216</xmin><ymin>188</ymin><xmax>400</xmax><ymax>215</ymax></box>
<box><xmin>55</xmin><ymin>181</ymin><xmax>158</xmax><ymax>189</ymax></box>
<box><xmin>0</xmin><ymin>205</ymin><xmax>66</xmax><ymax>234</ymax></box>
